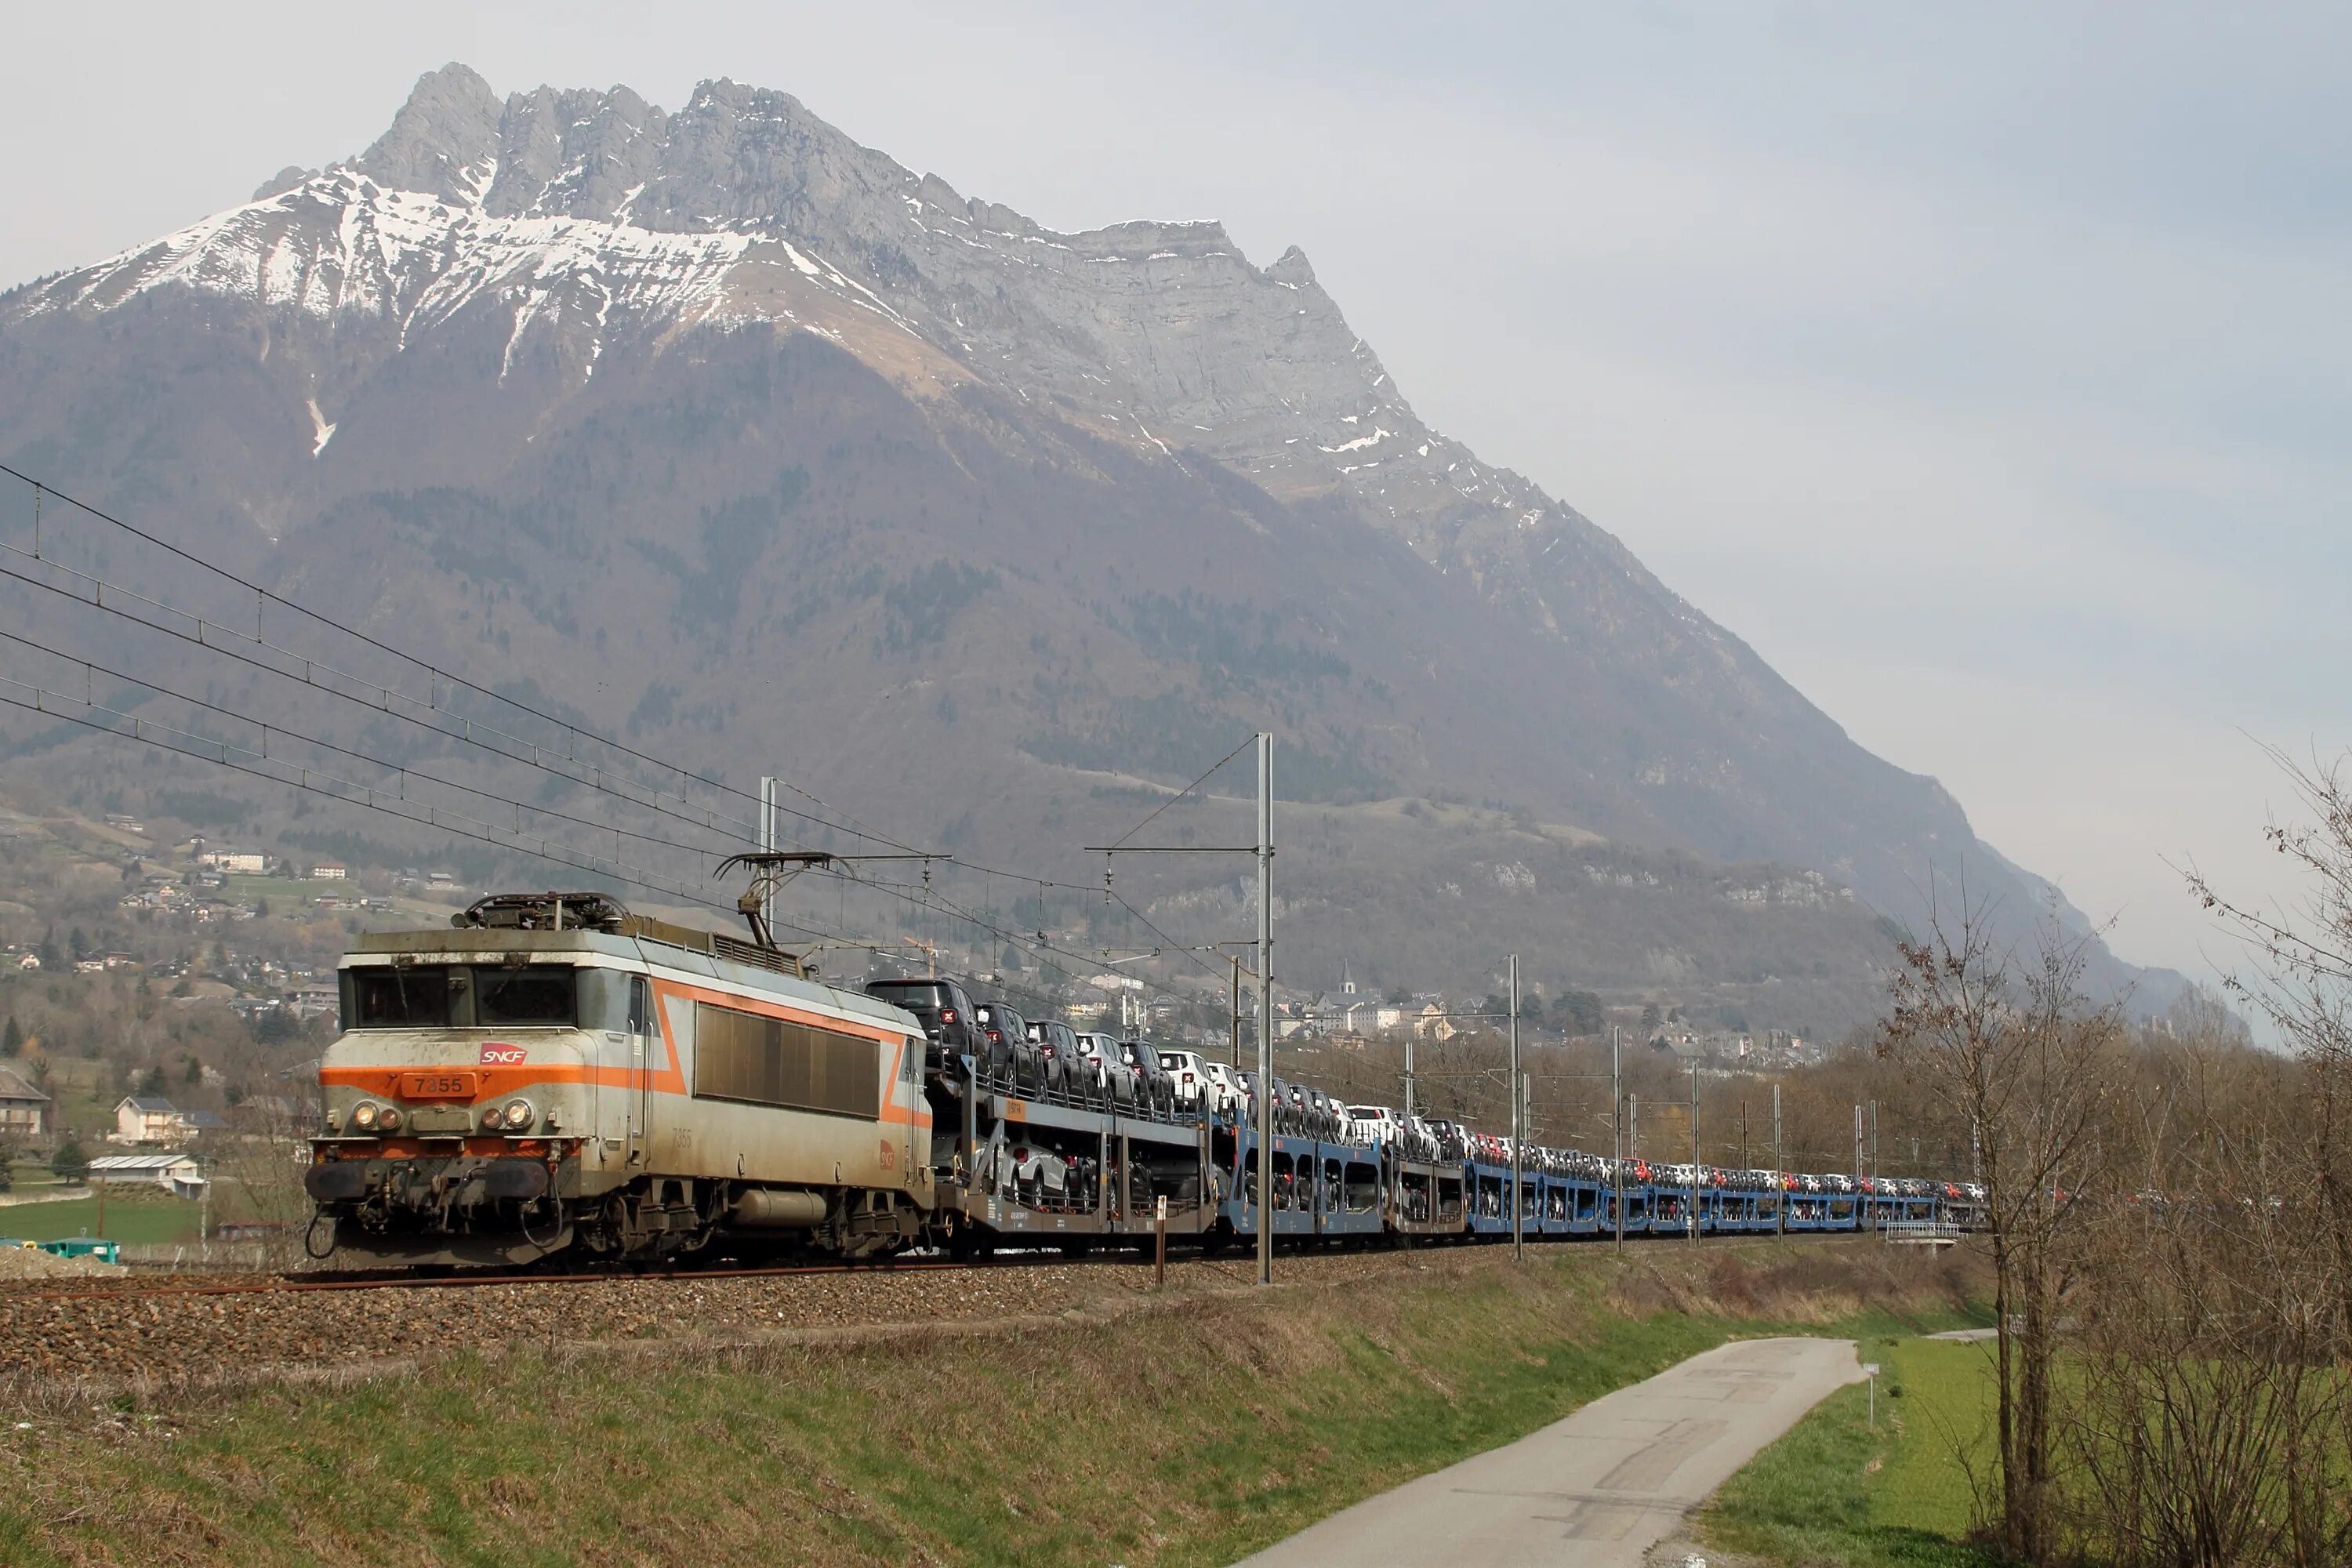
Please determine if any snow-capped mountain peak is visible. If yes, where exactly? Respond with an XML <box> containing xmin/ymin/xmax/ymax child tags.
<box><xmin>9</xmin><ymin>64</ymin><xmax>1575</xmax><ymax>543</ymax></box>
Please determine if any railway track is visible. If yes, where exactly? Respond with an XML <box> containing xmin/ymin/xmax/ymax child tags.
<box><xmin>0</xmin><ymin>1250</ymin><xmax>1060</xmax><ymax>1305</ymax></box>
<box><xmin>2</xmin><ymin>1244</ymin><xmax>1489</xmax><ymax>1389</ymax></box>
<box><xmin>4</xmin><ymin>1215</ymin><xmax>1899</xmax><ymax>1306</ymax></box>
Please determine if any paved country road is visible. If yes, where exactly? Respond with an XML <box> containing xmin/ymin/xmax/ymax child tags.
<box><xmin>1236</xmin><ymin>1336</ymin><xmax>1863</xmax><ymax>1568</ymax></box>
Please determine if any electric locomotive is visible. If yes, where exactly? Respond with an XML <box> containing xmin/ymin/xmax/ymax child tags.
<box><xmin>303</xmin><ymin>891</ymin><xmax>931</xmax><ymax>1268</ymax></box>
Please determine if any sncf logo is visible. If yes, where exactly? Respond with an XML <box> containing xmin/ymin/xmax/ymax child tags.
<box><xmin>478</xmin><ymin>1044</ymin><xmax>528</xmax><ymax>1065</ymax></box>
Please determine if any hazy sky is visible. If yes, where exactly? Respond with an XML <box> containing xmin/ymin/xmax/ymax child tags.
<box><xmin>5</xmin><ymin>2</ymin><xmax>2345</xmax><ymax>989</ymax></box>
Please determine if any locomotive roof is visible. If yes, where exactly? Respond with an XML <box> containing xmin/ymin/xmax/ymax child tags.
<box><xmin>340</xmin><ymin>925</ymin><xmax>916</xmax><ymax>1033</ymax></box>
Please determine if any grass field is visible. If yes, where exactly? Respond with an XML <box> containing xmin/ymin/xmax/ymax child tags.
<box><xmin>1701</xmin><ymin>1334</ymin><xmax>2002</xmax><ymax>1568</ymax></box>
<box><xmin>0</xmin><ymin>1245</ymin><xmax>1989</xmax><ymax>1568</ymax></box>
<box><xmin>0</xmin><ymin>1191</ymin><xmax>206</xmax><ymax>1245</ymax></box>
<box><xmin>0</xmin><ymin>1180</ymin><xmax>261</xmax><ymax>1246</ymax></box>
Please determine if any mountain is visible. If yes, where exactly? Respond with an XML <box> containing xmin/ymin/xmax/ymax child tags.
<box><xmin>0</xmin><ymin>64</ymin><xmax>2179</xmax><ymax>1033</ymax></box>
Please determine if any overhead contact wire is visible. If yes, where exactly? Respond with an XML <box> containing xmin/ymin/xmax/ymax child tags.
<box><xmin>0</xmin><ymin>684</ymin><xmax>736</xmax><ymax>916</ymax></box>
<box><xmin>0</xmin><ymin>464</ymin><xmax>922</xmax><ymax>854</ymax></box>
<box><xmin>0</xmin><ymin>630</ymin><xmax>750</xmax><ymax>868</ymax></box>
<box><xmin>0</xmin><ymin>554</ymin><xmax>799</xmax><ymax>852</ymax></box>
<box><xmin>0</xmin><ymin>467</ymin><xmax>1275</xmax><ymax>971</ymax></box>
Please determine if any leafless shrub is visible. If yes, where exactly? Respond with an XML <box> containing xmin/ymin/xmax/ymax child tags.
<box><xmin>206</xmin><ymin>1092</ymin><xmax>316</xmax><ymax>1271</ymax></box>
<box><xmin>1877</xmin><ymin>888</ymin><xmax>2124</xmax><ymax>1563</ymax></box>
<box><xmin>2045</xmin><ymin>747</ymin><xmax>2352</xmax><ymax>1566</ymax></box>
<box><xmin>2058</xmin><ymin>1113</ymin><xmax>2350</xmax><ymax>1566</ymax></box>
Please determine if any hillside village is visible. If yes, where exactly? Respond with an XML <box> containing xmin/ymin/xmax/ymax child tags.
<box><xmin>0</xmin><ymin>795</ymin><xmax>471</xmax><ymax>1187</ymax></box>
<box><xmin>0</xmin><ymin>783</ymin><xmax>1825</xmax><ymax>1202</ymax></box>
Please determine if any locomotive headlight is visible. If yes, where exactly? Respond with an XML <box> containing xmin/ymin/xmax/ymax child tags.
<box><xmin>350</xmin><ymin>1102</ymin><xmax>380</xmax><ymax>1131</ymax></box>
<box><xmin>376</xmin><ymin>1105</ymin><xmax>403</xmax><ymax>1132</ymax></box>
<box><xmin>501</xmin><ymin>1098</ymin><xmax>535</xmax><ymax>1131</ymax></box>
<box><xmin>481</xmin><ymin>1104</ymin><xmax>505</xmax><ymax>1132</ymax></box>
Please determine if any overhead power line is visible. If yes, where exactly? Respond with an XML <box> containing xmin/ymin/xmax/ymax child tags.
<box><xmin>0</xmin><ymin>550</ymin><xmax>793</xmax><ymax>848</ymax></box>
<box><xmin>0</xmin><ymin>679</ymin><xmax>739</xmax><ymax>918</ymax></box>
<box><xmin>0</xmin><ymin>629</ymin><xmax>744</xmax><ymax>868</ymax></box>
<box><xmin>842</xmin><ymin>867</ymin><xmax>1213</xmax><ymax>994</ymax></box>
<box><xmin>0</xmin><ymin>464</ymin><xmax>922</xmax><ymax>855</ymax></box>
<box><xmin>0</xmin><ymin>465</ymin><xmax>1279</xmax><ymax>991</ymax></box>
<box><xmin>0</xmin><ymin>528</ymin><xmax>1210</xmax><ymax>989</ymax></box>
<box><xmin>1102</xmin><ymin>735</ymin><xmax>1256</xmax><ymax>849</ymax></box>
<box><xmin>3</xmin><ymin>466</ymin><xmax>1309</xmax><ymax>909</ymax></box>
<box><xmin>0</xmin><ymin>470</ymin><xmax>1200</xmax><ymax>908</ymax></box>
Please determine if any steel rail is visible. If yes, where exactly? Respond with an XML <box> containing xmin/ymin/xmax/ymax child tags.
<box><xmin>0</xmin><ymin>1253</ymin><xmax>1032</xmax><ymax>1305</ymax></box>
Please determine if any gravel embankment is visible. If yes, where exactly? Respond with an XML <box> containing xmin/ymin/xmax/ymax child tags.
<box><xmin>0</xmin><ymin>1249</ymin><xmax>1446</xmax><ymax>1389</ymax></box>
<box><xmin>0</xmin><ymin>1250</ymin><xmax>127</xmax><ymax>1282</ymax></box>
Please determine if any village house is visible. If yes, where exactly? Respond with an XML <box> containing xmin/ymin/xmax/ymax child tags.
<box><xmin>309</xmin><ymin>861</ymin><xmax>347</xmax><ymax>880</ymax></box>
<box><xmin>0</xmin><ymin>1066</ymin><xmax>50</xmax><ymax>1138</ymax></box>
<box><xmin>86</xmin><ymin>1152</ymin><xmax>206</xmax><ymax>1199</ymax></box>
<box><xmin>289</xmin><ymin>982</ymin><xmax>340</xmax><ymax>1021</ymax></box>
<box><xmin>197</xmin><ymin>848</ymin><xmax>267</xmax><ymax>875</ymax></box>
<box><xmin>114</xmin><ymin>1096</ymin><xmax>187</xmax><ymax>1145</ymax></box>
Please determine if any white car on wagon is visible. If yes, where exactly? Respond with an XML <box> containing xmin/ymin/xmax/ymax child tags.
<box><xmin>1200</xmin><ymin>1062</ymin><xmax>1241</xmax><ymax>1119</ymax></box>
<box><xmin>1156</xmin><ymin>1048</ymin><xmax>1220</xmax><ymax>1114</ymax></box>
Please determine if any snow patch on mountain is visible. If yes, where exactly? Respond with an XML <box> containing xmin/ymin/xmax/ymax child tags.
<box><xmin>0</xmin><ymin>62</ymin><xmax>1689</xmax><ymax>657</ymax></box>
<box><xmin>21</xmin><ymin>172</ymin><xmax>760</xmax><ymax>332</ymax></box>
<box><xmin>305</xmin><ymin>397</ymin><xmax>337</xmax><ymax>455</ymax></box>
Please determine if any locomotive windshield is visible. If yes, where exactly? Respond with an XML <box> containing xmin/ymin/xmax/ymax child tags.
<box><xmin>474</xmin><ymin>966</ymin><xmax>577</xmax><ymax>1025</ymax></box>
<box><xmin>341</xmin><ymin>964</ymin><xmax>578</xmax><ymax>1028</ymax></box>
<box><xmin>347</xmin><ymin>966</ymin><xmax>449</xmax><ymax>1028</ymax></box>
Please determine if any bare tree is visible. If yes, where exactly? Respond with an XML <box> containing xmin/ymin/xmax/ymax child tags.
<box><xmin>2058</xmin><ymin>1028</ymin><xmax>2350</xmax><ymax>1567</ymax></box>
<box><xmin>2176</xmin><ymin>750</ymin><xmax>2352</xmax><ymax>1562</ymax></box>
<box><xmin>2188</xmin><ymin>750</ymin><xmax>2352</xmax><ymax>1322</ymax></box>
<box><xmin>207</xmin><ymin>1083</ymin><xmax>320</xmax><ymax>1271</ymax></box>
<box><xmin>1878</xmin><ymin>891</ymin><xmax>2122</xmax><ymax>1564</ymax></box>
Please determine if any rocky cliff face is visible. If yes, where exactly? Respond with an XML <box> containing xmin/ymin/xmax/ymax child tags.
<box><xmin>0</xmin><ymin>64</ymin><xmax>2170</xmax><ymax>1025</ymax></box>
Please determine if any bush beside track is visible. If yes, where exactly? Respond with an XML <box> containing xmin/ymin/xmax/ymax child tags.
<box><xmin>1</xmin><ymin>1239</ymin><xmax>1987</xmax><ymax>1568</ymax></box>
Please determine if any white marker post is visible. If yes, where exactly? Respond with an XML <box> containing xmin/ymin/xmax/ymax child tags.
<box><xmin>1156</xmin><ymin>1192</ymin><xmax>1169</xmax><ymax>1288</ymax></box>
<box><xmin>1863</xmin><ymin>1361</ymin><xmax>1881</xmax><ymax>1428</ymax></box>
